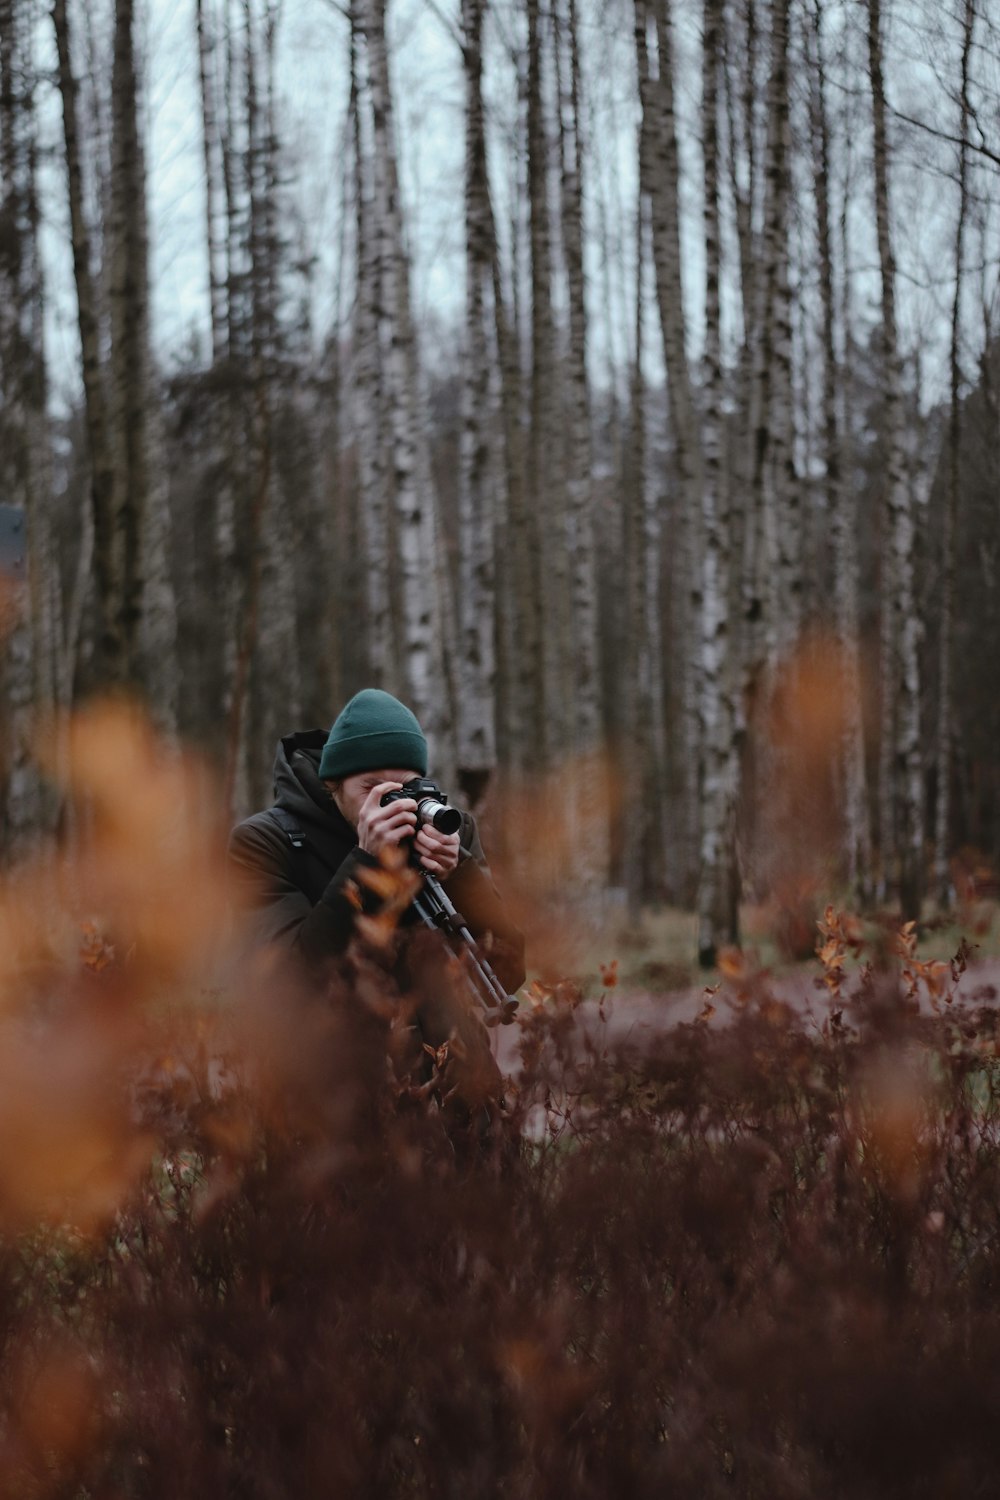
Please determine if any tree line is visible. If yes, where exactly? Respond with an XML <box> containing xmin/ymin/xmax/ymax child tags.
<box><xmin>0</xmin><ymin>0</ymin><xmax>998</xmax><ymax>959</ymax></box>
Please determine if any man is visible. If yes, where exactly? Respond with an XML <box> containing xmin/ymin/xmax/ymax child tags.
<box><xmin>228</xmin><ymin>689</ymin><xmax>524</xmax><ymax>1113</ymax></box>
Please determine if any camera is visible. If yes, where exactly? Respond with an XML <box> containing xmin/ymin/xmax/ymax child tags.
<box><xmin>380</xmin><ymin>778</ymin><xmax>462</xmax><ymax>836</ymax></box>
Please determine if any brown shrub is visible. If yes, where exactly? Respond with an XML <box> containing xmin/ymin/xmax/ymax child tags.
<box><xmin>3</xmin><ymin>708</ymin><xmax>1000</xmax><ymax>1497</ymax></box>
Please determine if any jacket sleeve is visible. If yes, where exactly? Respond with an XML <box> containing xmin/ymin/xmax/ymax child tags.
<box><xmin>228</xmin><ymin>816</ymin><xmax>379</xmax><ymax>971</ymax></box>
<box><xmin>441</xmin><ymin>814</ymin><xmax>526</xmax><ymax>994</ymax></box>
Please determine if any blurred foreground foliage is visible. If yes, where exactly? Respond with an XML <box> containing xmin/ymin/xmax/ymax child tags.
<box><xmin>1</xmin><ymin>706</ymin><xmax>1000</xmax><ymax>1498</ymax></box>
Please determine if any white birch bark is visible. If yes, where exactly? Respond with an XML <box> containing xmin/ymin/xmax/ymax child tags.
<box><xmin>636</xmin><ymin>0</ymin><xmax>702</xmax><ymax>890</ymax></box>
<box><xmin>724</xmin><ymin>0</ymin><xmax>767</xmax><ymax>692</ymax></box>
<box><xmin>526</xmin><ymin>0</ymin><xmax>566</xmax><ymax>765</ymax></box>
<box><xmin>753</xmin><ymin>0</ymin><xmax>795</xmax><ymax>670</ymax></box>
<box><xmin>556</xmin><ymin>0</ymin><xmax>607</xmax><ymax>890</ymax></box>
<box><xmin>363</xmin><ymin>0</ymin><xmax>444</xmax><ymax>747</ymax></box>
<box><xmin>809</xmin><ymin>0</ymin><xmax>871</xmax><ymax>901</ymax></box>
<box><xmin>350</xmin><ymin>6</ymin><xmax>395</xmax><ymax>691</ymax></box>
<box><xmin>868</xmin><ymin>0</ymin><xmax>924</xmax><ymax>915</ymax></box>
<box><xmin>487</xmin><ymin>164</ymin><xmax>523</xmax><ymax>771</ymax></box>
<box><xmin>500</xmin><ymin>35</ymin><xmax>542</xmax><ymax>775</ymax></box>
<box><xmin>622</xmin><ymin>177</ymin><xmax>668</xmax><ymax>909</ymax></box>
<box><xmin>934</xmin><ymin>0</ymin><xmax>975</xmax><ymax>908</ymax></box>
<box><xmin>768</xmin><ymin>0</ymin><xmax>800</xmax><ymax>660</ymax></box>
<box><xmin>696</xmin><ymin>0</ymin><xmax>740</xmax><ymax>963</ymax></box>
<box><xmin>622</xmin><ymin>186</ymin><xmax>652</xmax><ymax>913</ymax></box>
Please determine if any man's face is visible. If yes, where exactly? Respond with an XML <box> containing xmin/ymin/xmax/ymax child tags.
<box><xmin>326</xmin><ymin>768</ymin><xmax>420</xmax><ymax>829</ymax></box>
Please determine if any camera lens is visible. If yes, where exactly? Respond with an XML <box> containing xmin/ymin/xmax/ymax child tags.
<box><xmin>418</xmin><ymin>799</ymin><xmax>462</xmax><ymax>836</ymax></box>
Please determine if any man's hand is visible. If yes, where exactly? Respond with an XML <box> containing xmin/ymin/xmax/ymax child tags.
<box><xmin>357</xmin><ymin>782</ymin><xmax>417</xmax><ymax>857</ymax></box>
<box><xmin>414</xmin><ymin>824</ymin><xmax>461</xmax><ymax>877</ymax></box>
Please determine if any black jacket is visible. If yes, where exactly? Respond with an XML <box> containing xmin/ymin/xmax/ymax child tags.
<box><xmin>228</xmin><ymin>730</ymin><xmax>525</xmax><ymax>994</ymax></box>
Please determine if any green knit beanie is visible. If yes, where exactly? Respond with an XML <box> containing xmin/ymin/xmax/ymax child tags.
<box><xmin>318</xmin><ymin>689</ymin><xmax>428</xmax><ymax>781</ymax></box>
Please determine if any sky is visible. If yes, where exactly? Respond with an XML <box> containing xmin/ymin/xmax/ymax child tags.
<box><xmin>28</xmin><ymin>0</ymin><xmax>1000</xmax><ymax>416</ymax></box>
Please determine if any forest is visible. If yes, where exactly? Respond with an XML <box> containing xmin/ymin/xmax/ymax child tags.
<box><xmin>2</xmin><ymin>1</ymin><xmax>1000</xmax><ymax>1493</ymax></box>
<box><xmin>0</xmin><ymin>0</ymin><xmax>998</xmax><ymax>961</ymax></box>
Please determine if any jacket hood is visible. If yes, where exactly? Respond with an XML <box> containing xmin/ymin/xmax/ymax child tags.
<box><xmin>272</xmin><ymin>729</ymin><xmax>356</xmax><ymax>842</ymax></box>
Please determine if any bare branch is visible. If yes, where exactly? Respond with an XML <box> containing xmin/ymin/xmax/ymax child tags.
<box><xmin>887</xmin><ymin>99</ymin><xmax>1000</xmax><ymax>170</ymax></box>
<box><xmin>422</xmin><ymin>0</ymin><xmax>464</xmax><ymax>54</ymax></box>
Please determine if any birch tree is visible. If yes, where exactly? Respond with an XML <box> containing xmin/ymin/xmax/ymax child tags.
<box><xmin>196</xmin><ymin>0</ymin><xmax>228</xmax><ymax>368</ymax></box>
<box><xmin>635</xmin><ymin>0</ymin><xmax>702</xmax><ymax>883</ymax></box>
<box><xmin>622</xmin><ymin>156</ymin><xmax>669</xmax><ymax>909</ymax></box>
<box><xmin>0</xmin><ymin>0</ymin><xmax>49</xmax><ymax>852</ymax></box>
<box><xmin>362</xmin><ymin>0</ymin><xmax>446</xmax><ymax>749</ymax></box>
<box><xmin>109</xmin><ymin>0</ymin><xmax>178</xmax><ymax>729</ymax></box>
<box><xmin>525</xmin><ymin>0</ymin><xmax>564</xmax><ymax>764</ymax></box>
<box><xmin>765</xmin><ymin>0</ymin><xmax>800</xmax><ymax>659</ymax></box>
<box><xmin>243</xmin><ymin>0</ymin><xmax>301</xmax><ymax>791</ymax></box>
<box><xmin>456</xmin><ymin>0</ymin><xmax>499</xmax><ymax>798</ymax></box>
<box><xmin>747</xmin><ymin>0</ymin><xmax>796</xmax><ymax>674</ymax></box>
<box><xmin>867</xmin><ymin>0</ymin><xmax>924</xmax><ymax>916</ymax></box>
<box><xmin>621</xmin><ymin>193</ymin><xmax>651</xmax><ymax>912</ymax></box>
<box><xmin>807</xmin><ymin>0</ymin><xmax>870</xmax><ymax>900</ymax></box>
<box><xmin>350</xmin><ymin>3</ymin><xmax>394</xmax><ymax>693</ymax></box>
<box><xmin>934</xmin><ymin>0</ymin><xmax>975</xmax><ymax>907</ymax></box>
<box><xmin>499</xmin><ymin>36</ymin><xmax>541</xmax><ymax>776</ymax></box>
<box><xmin>722</xmin><ymin>0</ymin><xmax>766</xmax><ymax>722</ymax></box>
<box><xmin>52</xmin><ymin>0</ymin><xmax>177</xmax><ymax>710</ymax></box>
<box><xmin>195</xmin><ymin>0</ymin><xmax>241</xmax><ymax>762</ymax></box>
<box><xmin>696</xmin><ymin>0</ymin><xmax>740</xmax><ymax>963</ymax></box>
<box><xmin>53</xmin><ymin>0</ymin><xmax>123</xmax><ymax>688</ymax></box>
<box><xmin>555</xmin><ymin>0</ymin><xmax>607</xmax><ymax>886</ymax></box>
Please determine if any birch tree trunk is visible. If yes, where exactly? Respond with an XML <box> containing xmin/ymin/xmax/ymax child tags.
<box><xmin>635</xmin><ymin>0</ymin><xmax>702</xmax><ymax>893</ymax></box>
<box><xmin>696</xmin><ymin>0</ymin><xmax>740</xmax><ymax>964</ymax></box>
<box><xmin>525</xmin><ymin>0</ymin><xmax>564</xmax><ymax>765</ymax></box>
<box><xmin>0</xmin><ymin>0</ymin><xmax>46</xmax><ymax>854</ymax></box>
<box><xmin>213</xmin><ymin>1</ymin><xmax>254</xmax><ymax>808</ymax></box>
<box><xmin>107</xmin><ymin>0</ymin><xmax>145</xmax><ymax>681</ymax></box>
<box><xmin>196</xmin><ymin>0</ymin><xmax>228</xmax><ymax>367</ymax></box>
<box><xmin>622</xmin><ymin>187</ymin><xmax>651</xmax><ymax>913</ymax></box>
<box><xmin>765</xmin><ymin>0</ymin><xmax>800</xmax><ymax>659</ymax></box>
<box><xmin>556</xmin><ymin>0</ymin><xmax>607</xmax><ymax>890</ymax></box>
<box><xmin>246</xmin><ymin>0</ymin><xmax>300</xmax><ymax>804</ymax></box>
<box><xmin>350</xmin><ymin>4</ymin><xmax>394</xmax><ymax>691</ymax></box>
<box><xmin>196</xmin><ymin>0</ymin><xmax>241</xmax><ymax>771</ymax></box>
<box><xmin>456</xmin><ymin>0</ymin><xmax>498</xmax><ymax>795</ymax></box>
<box><xmin>724</xmin><ymin>0</ymin><xmax>757</xmax><ymax>358</ymax></box>
<box><xmin>500</xmin><ymin>45</ymin><xmax>539</xmax><ymax>775</ymax></box>
<box><xmin>749</xmin><ymin>0</ymin><xmax>796</xmax><ymax>673</ymax></box>
<box><xmin>622</xmin><ymin>173</ymin><xmax>668</xmax><ymax>909</ymax></box>
<box><xmin>723</xmin><ymin>0</ymin><xmax>766</xmax><ymax>709</ymax></box>
<box><xmin>53</xmin><ymin>0</ymin><xmax>123</xmax><ymax>689</ymax></box>
<box><xmin>363</xmin><ymin>0</ymin><xmax>445</xmax><ymax>749</ymax></box>
<box><xmin>934</xmin><ymin>0</ymin><xmax>975</xmax><ymax>908</ymax></box>
<box><xmin>109</xmin><ymin>0</ymin><xmax>178</xmax><ymax>728</ymax></box>
<box><xmin>222</xmin><ymin>0</ymin><xmax>269</xmax><ymax>812</ymax></box>
<box><xmin>808</xmin><ymin>0</ymin><xmax>870</xmax><ymax>902</ymax></box>
<box><xmin>868</xmin><ymin>0</ymin><xmax>924</xmax><ymax>917</ymax></box>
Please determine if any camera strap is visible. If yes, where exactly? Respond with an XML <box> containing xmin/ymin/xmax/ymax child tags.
<box><xmin>270</xmin><ymin>807</ymin><xmax>306</xmax><ymax>850</ymax></box>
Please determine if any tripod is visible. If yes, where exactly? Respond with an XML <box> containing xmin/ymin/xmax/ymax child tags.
<box><xmin>411</xmin><ymin>872</ymin><xmax>519</xmax><ymax>1026</ymax></box>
